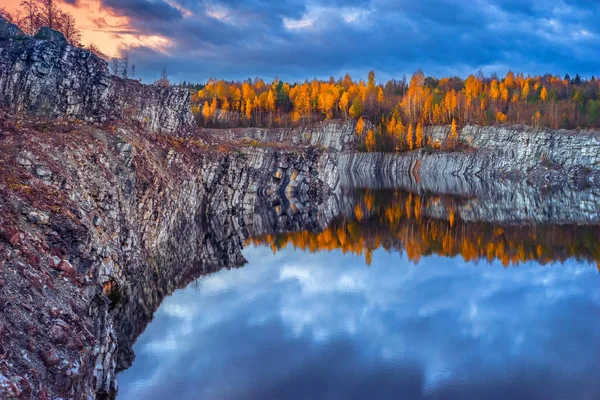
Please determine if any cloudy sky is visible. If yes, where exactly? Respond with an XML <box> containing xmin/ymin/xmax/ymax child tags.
<box><xmin>5</xmin><ymin>1</ymin><xmax>600</xmax><ymax>84</ymax></box>
<box><xmin>117</xmin><ymin>245</ymin><xmax>600</xmax><ymax>399</ymax></box>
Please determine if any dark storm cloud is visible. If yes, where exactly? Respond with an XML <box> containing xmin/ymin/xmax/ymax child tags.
<box><xmin>98</xmin><ymin>0</ymin><xmax>600</xmax><ymax>82</ymax></box>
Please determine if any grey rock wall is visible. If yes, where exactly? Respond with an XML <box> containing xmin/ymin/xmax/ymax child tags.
<box><xmin>206</xmin><ymin>119</ymin><xmax>359</xmax><ymax>151</ymax></box>
<box><xmin>426</xmin><ymin>124</ymin><xmax>600</xmax><ymax>173</ymax></box>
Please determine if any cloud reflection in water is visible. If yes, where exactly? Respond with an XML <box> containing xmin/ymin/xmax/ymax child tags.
<box><xmin>118</xmin><ymin>245</ymin><xmax>600</xmax><ymax>400</ymax></box>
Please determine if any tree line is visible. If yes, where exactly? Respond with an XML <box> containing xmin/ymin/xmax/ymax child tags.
<box><xmin>189</xmin><ymin>70</ymin><xmax>600</xmax><ymax>152</ymax></box>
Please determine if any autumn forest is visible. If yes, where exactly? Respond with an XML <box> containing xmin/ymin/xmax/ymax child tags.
<box><xmin>189</xmin><ymin>70</ymin><xmax>600</xmax><ymax>152</ymax></box>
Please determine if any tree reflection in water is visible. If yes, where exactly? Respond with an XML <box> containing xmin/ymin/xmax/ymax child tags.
<box><xmin>248</xmin><ymin>189</ymin><xmax>600</xmax><ymax>269</ymax></box>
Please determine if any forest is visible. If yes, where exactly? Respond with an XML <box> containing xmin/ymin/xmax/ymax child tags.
<box><xmin>188</xmin><ymin>70</ymin><xmax>600</xmax><ymax>152</ymax></box>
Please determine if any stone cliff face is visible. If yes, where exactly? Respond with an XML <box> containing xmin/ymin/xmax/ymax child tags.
<box><xmin>0</xmin><ymin>16</ymin><xmax>194</xmax><ymax>135</ymax></box>
<box><xmin>0</xmin><ymin>20</ymin><xmax>342</xmax><ymax>399</ymax></box>
<box><xmin>203</xmin><ymin>119</ymin><xmax>359</xmax><ymax>151</ymax></box>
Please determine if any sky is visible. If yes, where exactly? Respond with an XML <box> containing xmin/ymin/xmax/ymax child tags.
<box><xmin>4</xmin><ymin>0</ymin><xmax>600</xmax><ymax>84</ymax></box>
<box><xmin>117</xmin><ymin>245</ymin><xmax>600</xmax><ymax>399</ymax></box>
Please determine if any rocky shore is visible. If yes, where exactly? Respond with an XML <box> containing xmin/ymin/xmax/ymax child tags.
<box><xmin>2</xmin><ymin>15</ymin><xmax>600</xmax><ymax>399</ymax></box>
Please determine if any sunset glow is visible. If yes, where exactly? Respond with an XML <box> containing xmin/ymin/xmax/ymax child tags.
<box><xmin>4</xmin><ymin>0</ymin><xmax>170</xmax><ymax>57</ymax></box>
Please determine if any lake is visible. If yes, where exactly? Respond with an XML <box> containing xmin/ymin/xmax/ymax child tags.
<box><xmin>117</xmin><ymin>187</ymin><xmax>600</xmax><ymax>399</ymax></box>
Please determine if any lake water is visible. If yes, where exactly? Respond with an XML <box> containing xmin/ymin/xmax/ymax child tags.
<box><xmin>117</xmin><ymin>188</ymin><xmax>600</xmax><ymax>399</ymax></box>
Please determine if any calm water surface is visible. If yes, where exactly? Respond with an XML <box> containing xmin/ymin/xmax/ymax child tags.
<box><xmin>117</xmin><ymin>189</ymin><xmax>600</xmax><ymax>399</ymax></box>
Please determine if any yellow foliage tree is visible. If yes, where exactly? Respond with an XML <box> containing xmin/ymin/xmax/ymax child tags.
<box><xmin>522</xmin><ymin>82</ymin><xmax>530</xmax><ymax>101</ymax></box>
<box><xmin>415</xmin><ymin>122</ymin><xmax>423</xmax><ymax>148</ymax></box>
<box><xmin>377</xmin><ymin>87</ymin><xmax>384</xmax><ymax>105</ymax></box>
<box><xmin>407</xmin><ymin>124</ymin><xmax>414</xmax><ymax>151</ymax></box>
<box><xmin>501</xmin><ymin>87</ymin><xmax>509</xmax><ymax>103</ymax></box>
<box><xmin>267</xmin><ymin>90</ymin><xmax>276</xmax><ymax>112</ymax></box>
<box><xmin>366</xmin><ymin>129</ymin><xmax>376</xmax><ymax>152</ymax></box>
<box><xmin>451</xmin><ymin>118</ymin><xmax>458</xmax><ymax>140</ymax></box>
<box><xmin>447</xmin><ymin>118</ymin><xmax>458</xmax><ymax>149</ymax></box>
<box><xmin>356</xmin><ymin>117</ymin><xmax>365</xmax><ymax>136</ymax></box>
<box><xmin>266</xmin><ymin>90</ymin><xmax>276</xmax><ymax>126</ymax></box>
<box><xmin>245</xmin><ymin>100</ymin><xmax>253</xmax><ymax>120</ymax></box>
<box><xmin>339</xmin><ymin>92</ymin><xmax>349</xmax><ymax>118</ymax></box>
<box><xmin>210</xmin><ymin>97</ymin><xmax>218</xmax><ymax>115</ymax></box>
<box><xmin>540</xmin><ymin>86</ymin><xmax>548</xmax><ymax>102</ymax></box>
<box><xmin>202</xmin><ymin>101</ymin><xmax>211</xmax><ymax>123</ymax></box>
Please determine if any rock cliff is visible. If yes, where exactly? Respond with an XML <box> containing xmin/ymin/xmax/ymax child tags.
<box><xmin>0</xmin><ymin>16</ymin><xmax>194</xmax><ymax>135</ymax></box>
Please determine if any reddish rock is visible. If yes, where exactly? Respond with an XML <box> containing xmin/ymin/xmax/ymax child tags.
<box><xmin>56</xmin><ymin>260</ymin><xmax>74</xmax><ymax>274</ymax></box>
<box><xmin>0</xmin><ymin>279</ymin><xmax>4</xmax><ymax>288</ymax></box>
<box><xmin>28</xmin><ymin>274</ymin><xmax>43</xmax><ymax>290</ymax></box>
<box><xmin>48</xmin><ymin>256</ymin><xmax>60</xmax><ymax>268</ymax></box>
<box><xmin>17</xmin><ymin>376</ymin><xmax>32</xmax><ymax>398</ymax></box>
<box><xmin>0</xmin><ymin>374</ymin><xmax>22</xmax><ymax>398</ymax></box>
<box><xmin>69</xmin><ymin>335</ymin><xmax>84</xmax><ymax>349</ymax></box>
<box><xmin>0</xmin><ymin>228</ymin><xmax>20</xmax><ymax>247</ymax></box>
<box><xmin>40</xmin><ymin>349</ymin><xmax>60</xmax><ymax>367</ymax></box>
<box><xmin>49</xmin><ymin>325</ymin><xmax>66</xmax><ymax>344</ymax></box>
<box><xmin>45</xmin><ymin>278</ymin><xmax>56</xmax><ymax>290</ymax></box>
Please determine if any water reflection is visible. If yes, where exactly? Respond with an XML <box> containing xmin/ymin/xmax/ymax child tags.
<box><xmin>117</xmin><ymin>246</ymin><xmax>600</xmax><ymax>399</ymax></box>
<box><xmin>117</xmin><ymin>188</ymin><xmax>600</xmax><ymax>400</ymax></box>
<box><xmin>250</xmin><ymin>189</ymin><xmax>600</xmax><ymax>268</ymax></box>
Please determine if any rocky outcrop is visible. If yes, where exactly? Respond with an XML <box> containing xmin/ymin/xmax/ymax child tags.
<box><xmin>3</xmin><ymin>15</ymin><xmax>600</xmax><ymax>399</ymax></box>
<box><xmin>0</xmin><ymin>16</ymin><xmax>194</xmax><ymax>135</ymax></box>
<box><xmin>3</xmin><ymin>111</ymin><xmax>600</xmax><ymax>398</ymax></box>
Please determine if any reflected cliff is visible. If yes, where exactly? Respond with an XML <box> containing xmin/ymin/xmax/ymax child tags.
<box><xmin>114</xmin><ymin>171</ymin><xmax>600</xmax><ymax>385</ymax></box>
<box><xmin>249</xmin><ymin>188</ymin><xmax>600</xmax><ymax>268</ymax></box>
<box><xmin>113</xmin><ymin>194</ymin><xmax>335</xmax><ymax>373</ymax></box>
